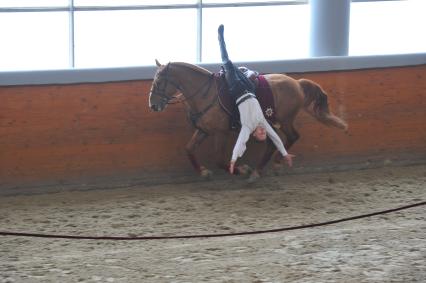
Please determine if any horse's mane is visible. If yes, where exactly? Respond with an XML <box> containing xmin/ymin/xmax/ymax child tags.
<box><xmin>171</xmin><ymin>62</ymin><xmax>213</xmax><ymax>76</ymax></box>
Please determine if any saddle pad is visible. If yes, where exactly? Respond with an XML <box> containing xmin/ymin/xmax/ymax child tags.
<box><xmin>217</xmin><ymin>73</ymin><xmax>277</xmax><ymax>125</ymax></box>
<box><xmin>216</xmin><ymin>73</ymin><xmax>234</xmax><ymax>117</ymax></box>
<box><xmin>256</xmin><ymin>75</ymin><xmax>277</xmax><ymax>125</ymax></box>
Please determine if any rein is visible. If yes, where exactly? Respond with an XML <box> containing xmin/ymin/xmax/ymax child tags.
<box><xmin>185</xmin><ymin>75</ymin><xmax>217</xmax><ymax>131</ymax></box>
<box><xmin>168</xmin><ymin>74</ymin><xmax>215</xmax><ymax>105</ymax></box>
<box><xmin>156</xmin><ymin>63</ymin><xmax>215</xmax><ymax>105</ymax></box>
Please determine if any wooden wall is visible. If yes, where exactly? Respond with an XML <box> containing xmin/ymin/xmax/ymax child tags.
<box><xmin>1</xmin><ymin>65</ymin><xmax>425</xmax><ymax>191</ymax></box>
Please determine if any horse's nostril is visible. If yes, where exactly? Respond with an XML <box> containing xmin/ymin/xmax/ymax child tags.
<box><xmin>151</xmin><ymin>104</ymin><xmax>157</xmax><ymax>111</ymax></box>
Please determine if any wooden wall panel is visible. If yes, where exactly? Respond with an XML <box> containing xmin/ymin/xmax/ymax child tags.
<box><xmin>1</xmin><ymin>65</ymin><xmax>425</xmax><ymax>190</ymax></box>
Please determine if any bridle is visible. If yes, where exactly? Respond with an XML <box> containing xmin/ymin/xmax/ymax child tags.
<box><xmin>151</xmin><ymin>63</ymin><xmax>215</xmax><ymax>105</ymax></box>
<box><xmin>151</xmin><ymin>63</ymin><xmax>217</xmax><ymax>133</ymax></box>
<box><xmin>151</xmin><ymin>63</ymin><xmax>183</xmax><ymax>105</ymax></box>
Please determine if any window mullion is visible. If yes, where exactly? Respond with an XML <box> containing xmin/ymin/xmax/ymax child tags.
<box><xmin>196</xmin><ymin>0</ymin><xmax>202</xmax><ymax>62</ymax></box>
<box><xmin>69</xmin><ymin>0</ymin><xmax>75</xmax><ymax>68</ymax></box>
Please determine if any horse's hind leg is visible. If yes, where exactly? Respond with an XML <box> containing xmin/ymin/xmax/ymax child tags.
<box><xmin>273</xmin><ymin>122</ymin><xmax>300</xmax><ymax>165</ymax></box>
<box><xmin>248</xmin><ymin>139</ymin><xmax>276</xmax><ymax>183</ymax></box>
<box><xmin>186</xmin><ymin>129</ymin><xmax>212</xmax><ymax>178</ymax></box>
<box><xmin>249</xmin><ymin>122</ymin><xmax>299</xmax><ymax>182</ymax></box>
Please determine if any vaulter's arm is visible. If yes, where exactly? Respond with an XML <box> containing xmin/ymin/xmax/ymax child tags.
<box><xmin>263</xmin><ymin>121</ymin><xmax>288</xmax><ymax>157</ymax></box>
<box><xmin>229</xmin><ymin>126</ymin><xmax>251</xmax><ymax>174</ymax></box>
<box><xmin>231</xmin><ymin>125</ymin><xmax>251</xmax><ymax>163</ymax></box>
<box><xmin>263</xmin><ymin>121</ymin><xmax>295</xmax><ymax>167</ymax></box>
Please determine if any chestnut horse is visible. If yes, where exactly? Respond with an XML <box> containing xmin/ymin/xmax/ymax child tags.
<box><xmin>148</xmin><ymin>60</ymin><xmax>347</xmax><ymax>182</ymax></box>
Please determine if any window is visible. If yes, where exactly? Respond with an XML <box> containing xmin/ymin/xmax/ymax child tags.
<box><xmin>74</xmin><ymin>9</ymin><xmax>197</xmax><ymax>68</ymax></box>
<box><xmin>0</xmin><ymin>1</ymin><xmax>309</xmax><ymax>70</ymax></box>
<box><xmin>350</xmin><ymin>0</ymin><xmax>426</xmax><ymax>55</ymax></box>
<box><xmin>0</xmin><ymin>11</ymin><xmax>70</xmax><ymax>71</ymax></box>
<box><xmin>201</xmin><ymin>5</ymin><xmax>310</xmax><ymax>62</ymax></box>
<box><xmin>0</xmin><ymin>0</ymin><xmax>68</xmax><ymax>7</ymax></box>
<box><xmin>74</xmin><ymin>0</ymin><xmax>195</xmax><ymax>5</ymax></box>
<box><xmin>0</xmin><ymin>1</ymin><xmax>423</xmax><ymax>71</ymax></box>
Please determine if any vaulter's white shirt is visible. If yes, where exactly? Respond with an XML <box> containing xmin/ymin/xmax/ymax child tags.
<box><xmin>231</xmin><ymin>92</ymin><xmax>288</xmax><ymax>162</ymax></box>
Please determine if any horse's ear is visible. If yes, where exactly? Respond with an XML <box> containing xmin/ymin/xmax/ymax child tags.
<box><xmin>155</xmin><ymin>59</ymin><xmax>162</xmax><ymax>67</ymax></box>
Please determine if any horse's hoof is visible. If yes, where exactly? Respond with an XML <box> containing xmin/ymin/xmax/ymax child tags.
<box><xmin>272</xmin><ymin>162</ymin><xmax>284</xmax><ymax>175</ymax></box>
<box><xmin>236</xmin><ymin>164</ymin><xmax>252</xmax><ymax>176</ymax></box>
<box><xmin>247</xmin><ymin>171</ymin><xmax>260</xmax><ymax>183</ymax></box>
<box><xmin>200</xmin><ymin>168</ymin><xmax>213</xmax><ymax>179</ymax></box>
<box><xmin>273</xmin><ymin>161</ymin><xmax>283</xmax><ymax>169</ymax></box>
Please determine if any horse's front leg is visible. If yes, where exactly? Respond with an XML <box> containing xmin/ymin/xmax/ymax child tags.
<box><xmin>214</xmin><ymin>133</ymin><xmax>229</xmax><ymax>172</ymax></box>
<box><xmin>186</xmin><ymin>129</ymin><xmax>212</xmax><ymax>178</ymax></box>
<box><xmin>214</xmin><ymin>134</ymin><xmax>252</xmax><ymax>176</ymax></box>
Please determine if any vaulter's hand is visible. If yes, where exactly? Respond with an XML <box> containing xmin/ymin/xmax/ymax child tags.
<box><xmin>284</xmin><ymin>154</ymin><xmax>296</xmax><ymax>167</ymax></box>
<box><xmin>229</xmin><ymin>160</ymin><xmax>235</xmax><ymax>174</ymax></box>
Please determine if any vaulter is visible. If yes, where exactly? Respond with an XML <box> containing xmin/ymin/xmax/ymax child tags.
<box><xmin>217</xmin><ymin>24</ymin><xmax>295</xmax><ymax>174</ymax></box>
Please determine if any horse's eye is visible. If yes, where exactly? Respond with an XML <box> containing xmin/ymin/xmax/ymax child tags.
<box><xmin>153</xmin><ymin>80</ymin><xmax>161</xmax><ymax>89</ymax></box>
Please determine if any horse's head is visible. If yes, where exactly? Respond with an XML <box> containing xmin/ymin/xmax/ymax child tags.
<box><xmin>148</xmin><ymin>60</ymin><xmax>181</xmax><ymax>112</ymax></box>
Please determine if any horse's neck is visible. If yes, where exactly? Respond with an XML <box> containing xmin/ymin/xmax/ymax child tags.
<box><xmin>171</xmin><ymin>62</ymin><xmax>211</xmax><ymax>86</ymax></box>
<box><xmin>170</xmin><ymin>63</ymin><xmax>215</xmax><ymax>109</ymax></box>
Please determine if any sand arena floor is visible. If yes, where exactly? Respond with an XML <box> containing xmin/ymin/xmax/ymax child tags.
<box><xmin>0</xmin><ymin>164</ymin><xmax>425</xmax><ymax>283</ymax></box>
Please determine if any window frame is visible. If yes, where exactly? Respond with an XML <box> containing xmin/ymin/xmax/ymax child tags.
<box><xmin>0</xmin><ymin>0</ymin><xmax>308</xmax><ymax>68</ymax></box>
<box><xmin>0</xmin><ymin>0</ymin><xmax>421</xmax><ymax>72</ymax></box>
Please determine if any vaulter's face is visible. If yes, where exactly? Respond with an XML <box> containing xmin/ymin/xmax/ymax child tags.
<box><xmin>253</xmin><ymin>126</ymin><xmax>267</xmax><ymax>141</ymax></box>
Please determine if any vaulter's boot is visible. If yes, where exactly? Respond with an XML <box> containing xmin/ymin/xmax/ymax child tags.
<box><xmin>218</xmin><ymin>24</ymin><xmax>230</xmax><ymax>64</ymax></box>
<box><xmin>218</xmin><ymin>24</ymin><xmax>243</xmax><ymax>96</ymax></box>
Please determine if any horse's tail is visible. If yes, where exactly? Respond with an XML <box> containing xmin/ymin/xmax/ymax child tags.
<box><xmin>298</xmin><ymin>79</ymin><xmax>348</xmax><ymax>130</ymax></box>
